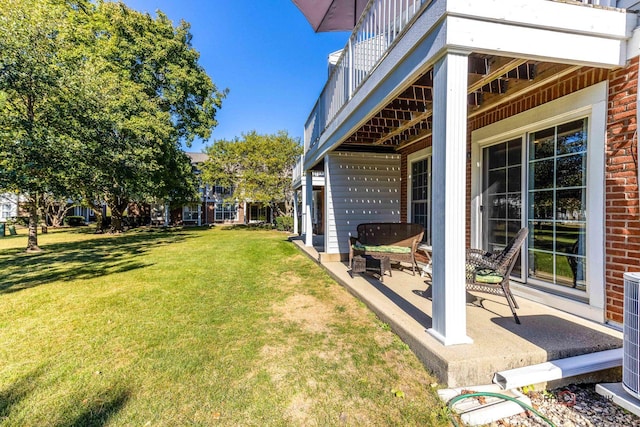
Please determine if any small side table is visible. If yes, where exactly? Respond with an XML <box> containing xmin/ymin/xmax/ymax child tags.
<box><xmin>351</xmin><ymin>255</ymin><xmax>391</xmax><ymax>282</ymax></box>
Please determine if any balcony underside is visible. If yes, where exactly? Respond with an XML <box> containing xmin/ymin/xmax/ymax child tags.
<box><xmin>337</xmin><ymin>56</ymin><xmax>582</xmax><ymax>153</ymax></box>
<box><xmin>303</xmin><ymin>0</ymin><xmax>635</xmax><ymax>169</ymax></box>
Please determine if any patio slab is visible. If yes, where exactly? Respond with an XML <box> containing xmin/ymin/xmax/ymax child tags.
<box><xmin>291</xmin><ymin>238</ymin><xmax>623</xmax><ymax>388</ymax></box>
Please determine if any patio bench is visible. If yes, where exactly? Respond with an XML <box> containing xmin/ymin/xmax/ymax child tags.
<box><xmin>349</xmin><ymin>222</ymin><xmax>424</xmax><ymax>278</ymax></box>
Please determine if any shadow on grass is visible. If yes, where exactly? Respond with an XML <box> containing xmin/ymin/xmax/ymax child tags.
<box><xmin>63</xmin><ymin>388</ymin><xmax>131</xmax><ymax>427</ymax></box>
<box><xmin>0</xmin><ymin>229</ymin><xmax>192</xmax><ymax>294</ymax></box>
<box><xmin>0</xmin><ymin>366</ymin><xmax>130</xmax><ymax>427</ymax></box>
<box><xmin>0</xmin><ymin>367</ymin><xmax>45</xmax><ymax>419</ymax></box>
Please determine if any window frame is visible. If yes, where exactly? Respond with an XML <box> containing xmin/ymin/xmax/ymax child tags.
<box><xmin>470</xmin><ymin>81</ymin><xmax>606</xmax><ymax>322</ymax></box>
<box><xmin>407</xmin><ymin>147</ymin><xmax>433</xmax><ymax>244</ymax></box>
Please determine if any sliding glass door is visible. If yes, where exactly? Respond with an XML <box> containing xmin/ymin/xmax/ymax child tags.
<box><xmin>481</xmin><ymin>118</ymin><xmax>588</xmax><ymax>294</ymax></box>
<box><xmin>527</xmin><ymin>119</ymin><xmax>587</xmax><ymax>292</ymax></box>
<box><xmin>483</xmin><ymin>137</ymin><xmax>523</xmax><ymax>278</ymax></box>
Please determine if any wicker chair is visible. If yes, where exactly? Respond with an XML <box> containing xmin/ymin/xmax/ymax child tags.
<box><xmin>465</xmin><ymin>228</ymin><xmax>529</xmax><ymax>324</ymax></box>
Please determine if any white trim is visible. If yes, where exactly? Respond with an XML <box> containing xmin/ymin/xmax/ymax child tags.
<box><xmin>471</xmin><ymin>81</ymin><xmax>608</xmax><ymax>323</ymax></box>
<box><xmin>406</xmin><ymin>147</ymin><xmax>433</xmax><ymax>222</ymax></box>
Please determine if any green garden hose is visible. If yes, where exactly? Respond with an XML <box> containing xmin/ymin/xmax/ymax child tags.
<box><xmin>447</xmin><ymin>391</ymin><xmax>556</xmax><ymax>427</ymax></box>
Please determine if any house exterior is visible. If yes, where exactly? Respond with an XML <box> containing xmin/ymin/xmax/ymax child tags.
<box><xmin>293</xmin><ymin>0</ymin><xmax>640</xmax><ymax>345</ymax></box>
<box><xmin>169</xmin><ymin>152</ymin><xmax>244</xmax><ymax>225</ymax></box>
<box><xmin>0</xmin><ymin>193</ymin><xmax>19</xmax><ymax>222</ymax></box>
<box><xmin>175</xmin><ymin>153</ymin><xmax>277</xmax><ymax>226</ymax></box>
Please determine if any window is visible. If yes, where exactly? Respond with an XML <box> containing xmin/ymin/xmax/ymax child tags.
<box><xmin>483</xmin><ymin>138</ymin><xmax>523</xmax><ymax>277</ymax></box>
<box><xmin>215</xmin><ymin>202</ymin><xmax>237</xmax><ymax>222</ymax></box>
<box><xmin>183</xmin><ymin>205</ymin><xmax>199</xmax><ymax>222</ymax></box>
<box><xmin>472</xmin><ymin>81</ymin><xmax>605</xmax><ymax>319</ymax></box>
<box><xmin>481</xmin><ymin>118</ymin><xmax>588</xmax><ymax>292</ymax></box>
<box><xmin>1</xmin><ymin>203</ymin><xmax>12</xmax><ymax>220</ymax></box>
<box><xmin>410</xmin><ymin>157</ymin><xmax>432</xmax><ymax>244</ymax></box>
<box><xmin>250</xmin><ymin>205</ymin><xmax>268</xmax><ymax>222</ymax></box>
<box><xmin>528</xmin><ymin>119</ymin><xmax>587</xmax><ymax>291</ymax></box>
<box><xmin>213</xmin><ymin>184</ymin><xmax>233</xmax><ymax>197</ymax></box>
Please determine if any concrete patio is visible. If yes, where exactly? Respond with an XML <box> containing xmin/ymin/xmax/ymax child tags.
<box><xmin>291</xmin><ymin>236</ymin><xmax>623</xmax><ymax>388</ymax></box>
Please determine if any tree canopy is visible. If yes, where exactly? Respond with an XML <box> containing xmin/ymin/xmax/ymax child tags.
<box><xmin>0</xmin><ymin>0</ymin><xmax>226</xmax><ymax>248</ymax></box>
<box><xmin>201</xmin><ymin>130</ymin><xmax>302</xmax><ymax>217</ymax></box>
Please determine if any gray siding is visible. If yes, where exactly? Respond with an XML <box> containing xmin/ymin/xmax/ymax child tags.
<box><xmin>326</xmin><ymin>152</ymin><xmax>401</xmax><ymax>254</ymax></box>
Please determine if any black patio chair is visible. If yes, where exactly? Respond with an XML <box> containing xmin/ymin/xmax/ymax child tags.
<box><xmin>465</xmin><ymin>228</ymin><xmax>529</xmax><ymax>324</ymax></box>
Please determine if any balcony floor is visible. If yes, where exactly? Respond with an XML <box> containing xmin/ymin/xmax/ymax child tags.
<box><xmin>291</xmin><ymin>236</ymin><xmax>622</xmax><ymax>388</ymax></box>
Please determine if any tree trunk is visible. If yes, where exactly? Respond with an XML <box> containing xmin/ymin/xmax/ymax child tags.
<box><xmin>108</xmin><ymin>200</ymin><xmax>129</xmax><ymax>233</ymax></box>
<box><xmin>26</xmin><ymin>199</ymin><xmax>41</xmax><ymax>252</ymax></box>
<box><xmin>45</xmin><ymin>198</ymin><xmax>74</xmax><ymax>228</ymax></box>
<box><xmin>110</xmin><ymin>208</ymin><xmax>123</xmax><ymax>233</ymax></box>
<box><xmin>90</xmin><ymin>203</ymin><xmax>104</xmax><ymax>233</ymax></box>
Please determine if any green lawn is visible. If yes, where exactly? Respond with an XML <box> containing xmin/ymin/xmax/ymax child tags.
<box><xmin>0</xmin><ymin>227</ymin><xmax>448</xmax><ymax>426</ymax></box>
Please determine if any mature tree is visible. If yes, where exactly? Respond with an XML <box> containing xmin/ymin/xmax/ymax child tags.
<box><xmin>43</xmin><ymin>194</ymin><xmax>77</xmax><ymax>228</ymax></box>
<box><xmin>1</xmin><ymin>0</ymin><xmax>225</xmax><ymax>241</ymax></box>
<box><xmin>201</xmin><ymin>130</ymin><xmax>303</xmax><ymax>218</ymax></box>
<box><xmin>80</xmin><ymin>1</ymin><xmax>224</xmax><ymax>232</ymax></box>
<box><xmin>0</xmin><ymin>0</ymin><xmax>92</xmax><ymax>251</ymax></box>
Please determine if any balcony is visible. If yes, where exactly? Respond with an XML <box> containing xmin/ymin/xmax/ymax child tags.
<box><xmin>302</xmin><ymin>0</ymin><xmax>633</xmax><ymax>167</ymax></box>
<box><xmin>292</xmin><ymin>155</ymin><xmax>325</xmax><ymax>189</ymax></box>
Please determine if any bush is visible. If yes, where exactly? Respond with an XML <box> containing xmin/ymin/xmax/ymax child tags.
<box><xmin>275</xmin><ymin>216</ymin><xmax>293</xmax><ymax>232</ymax></box>
<box><xmin>64</xmin><ymin>216</ymin><xmax>86</xmax><ymax>227</ymax></box>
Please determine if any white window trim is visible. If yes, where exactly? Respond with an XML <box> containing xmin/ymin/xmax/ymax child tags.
<box><xmin>471</xmin><ymin>81</ymin><xmax>607</xmax><ymax>323</ymax></box>
<box><xmin>406</xmin><ymin>147</ymin><xmax>433</xmax><ymax>222</ymax></box>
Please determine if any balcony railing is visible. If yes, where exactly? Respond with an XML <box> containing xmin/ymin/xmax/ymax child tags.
<box><xmin>303</xmin><ymin>0</ymin><xmax>621</xmax><ymax>153</ymax></box>
<box><xmin>305</xmin><ymin>0</ymin><xmax>428</xmax><ymax>151</ymax></box>
<box><xmin>293</xmin><ymin>155</ymin><xmax>326</xmax><ymax>187</ymax></box>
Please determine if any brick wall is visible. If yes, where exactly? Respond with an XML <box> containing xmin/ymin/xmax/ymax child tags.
<box><xmin>605</xmin><ymin>56</ymin><xmax>639</xmax><ymax>324</ymax></box>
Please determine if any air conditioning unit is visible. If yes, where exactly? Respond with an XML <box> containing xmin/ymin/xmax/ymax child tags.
<box><xmin>623</xmin><ymin>272</ymin><xmax>640</xmax><ymax>399</ymax></box>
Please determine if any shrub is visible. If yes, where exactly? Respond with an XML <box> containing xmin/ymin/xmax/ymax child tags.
<box><xmin>64</xmin><ymin>216</ymin><xmax>86</xmax><ymax>227</ymax></box>
<box><xmin>275</xmin><ymin>216</ymin><xmax>293</xmax><ymax>232</ymax></box>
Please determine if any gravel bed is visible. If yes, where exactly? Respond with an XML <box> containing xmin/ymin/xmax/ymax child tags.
<box><xmin>493</xmin><ymin>384</ymin><xmax>640</xmax><ymax>427</ymax></box>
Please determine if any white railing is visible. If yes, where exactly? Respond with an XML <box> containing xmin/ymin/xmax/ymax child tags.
<box><xmin>292</xmin><ymin>155</ymin><xmax>326</xmax><ymax>187</ymax></box>
<box><xmin>293</xmin><ymin>155</ymin><xmax>303</xmax><ymax>185</ymax></box>
<box><xmin>305</xmin><ymin>0</ymin><xmax>429</xmax><ymax>151</ymax></box>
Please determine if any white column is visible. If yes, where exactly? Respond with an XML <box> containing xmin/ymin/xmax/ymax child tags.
<box><xmin>164</xmin><ymin>204</ymin><xmax>169</xmax><ymax>227</ymax></box>
<box><xmin>428</xmin><ymin>51</ymin><xmax>473</xmax><ymax>345</ymax></box>
<box><xmin>293</xmin><ymin>190</ymin><xmax>299</xmax><ymax>235</ymax></box>
<box><xmin>323</xmin><ymin>155</ymin><xmax>330</xmax><ymax>254</ymax></box>
<box><xmin>301</xmin><ymin>181</ymin><xmax>307</xmax><ymax>236</ymax></box>
<box><xmin>304</xmin><ymin>171</ymin><xmax>314</xmax><ymax>247</ymax></box>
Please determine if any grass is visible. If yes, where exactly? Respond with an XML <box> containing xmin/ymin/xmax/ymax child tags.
<box><xmin>0</xmin><ymin>226</ymin><xmax>449</xmax><ymax>426</ymax></box>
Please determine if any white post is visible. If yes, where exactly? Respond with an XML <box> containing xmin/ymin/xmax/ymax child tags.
<box><xmin>304</xmin><ymin>171</ymin><xmax>314</xmax><ymax>247</ymax></box>
<box><xmin>323</xmin><ymin>155</ymin><xmax>330</xmax><ymax>254</ymax></box>
<box><xmin>301</xmin><ymin>182</ymin><xmax>307</xmax><ymax>236</ymax></box>
<box><xmin>164</xmin><ymin>204</ymin><xmax>169</xmax><ymax>227</ymax></box>
<box><xmin>293</xmin><ymin>190</ymin><xmax>299</xmax><ymax>235</ymax></box>
<box><xmin>428</xmin><ymin>51</ymin><xmax>473</xmax><ymax>346</ymax></box>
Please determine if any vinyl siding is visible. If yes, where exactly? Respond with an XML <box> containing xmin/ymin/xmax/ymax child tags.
<box><xmin>326</xmin><ymin>152</ymin><xmax>401</xmax><ymax>254</ymax></box>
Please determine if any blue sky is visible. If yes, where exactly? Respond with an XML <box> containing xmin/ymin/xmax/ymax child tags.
<box><xmin>122</xmin><ymin>1</ymin><xmax>350</xmax><ymax>152</ymax></box>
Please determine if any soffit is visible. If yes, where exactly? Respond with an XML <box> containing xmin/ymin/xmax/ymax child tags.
<box><xmin>337</xmin><ymin>53</ymin><xmax>583</xmax><ymax>152</ymax></box>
